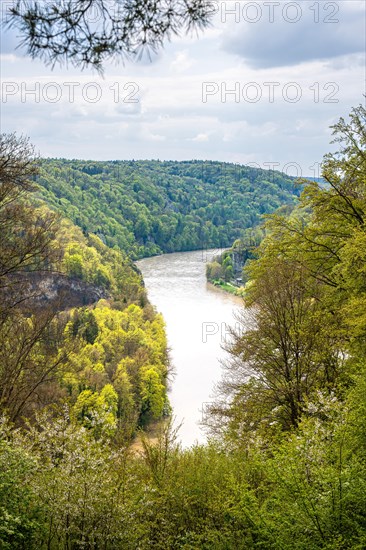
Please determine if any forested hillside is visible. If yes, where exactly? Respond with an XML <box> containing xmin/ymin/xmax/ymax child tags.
<box><xmin>0</xmin><ymin>134</ymin><xmax>170</xmax><ymax>448</ymax></box>
<box><xmin>36</xmin><ymin>159</ymin><xmax>299</xmax><ymax>258</ymax></box>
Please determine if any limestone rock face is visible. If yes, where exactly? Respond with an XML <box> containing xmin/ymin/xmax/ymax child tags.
<box><xmin>13</xmin><ymin>271</ymin><xmax>110</xmax><ymax>311</ymax></box>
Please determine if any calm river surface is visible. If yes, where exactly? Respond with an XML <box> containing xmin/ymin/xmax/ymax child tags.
<box><xmin>136</xmin><ymin>250</ymin><xmax>242</xmax><ymax>447</ymax></box>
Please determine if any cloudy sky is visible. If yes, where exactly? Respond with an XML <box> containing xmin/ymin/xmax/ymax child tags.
<box><xmin>0</xmin><ymin>0</ymin><xmax>365</xmax><ymax>175</ymax></box>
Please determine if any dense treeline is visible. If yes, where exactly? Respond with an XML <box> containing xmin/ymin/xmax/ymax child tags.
<box><xmin>36</xmin><ymin>159</ymin><xmax>299</xmax><ymax>258</ymax></box>
<box><xmin>2</xmin><ymin>104</ymin><xmax>366</xmax><ymax>549</ymax></box>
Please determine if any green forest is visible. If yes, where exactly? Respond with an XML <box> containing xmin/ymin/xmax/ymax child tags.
<box><xmin>1</xmin><ymin>104</ymin><xmax>366</xmax><ymax>549</ymax></box>
<box><xmin>36</xmin><ymin>159</ymin><xmax>299</xmax><ymax>258</ymax></box>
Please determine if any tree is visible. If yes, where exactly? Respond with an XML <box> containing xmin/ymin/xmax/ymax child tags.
<box><xmin>0</xmin><ymin>134</ymin><xmax>70</xmax><ymax>422</ymax></box>
<box><xmin>261</xmin><ymin>381</ymin><xmax>366</xmax><ymax>549</ymax></box>
<box><xmin>0</xmin><ymin>308</ymin><xmax>70</xmax><ymax>423</ymax></box>
<box><xmin>207</xmin><ymin>255</ymin><xmax>344</xmax><ymax>440</ymax></box>
<box><xmin>6</xmin><ymin>0</ymin><xmax>214</xmax><ymax>71</ymax></box>
<box><xmin>206</xmin><ymin>260</ymin><xmax>224</xmax><ymax>281</ymax></box>
<box><xmin>223</xmin><ymin>255</ymin><xmax>233</xmax><ymax>281</ymax></box>
<box><xmin>73</xmin><ymin>384</ymin><xmax>118</xmax><ymax>437</ymax></box>
<box><xmin>140</xmin><ymin>366</ymin><xmax>165</xmax><ymax>421</ymax></box>
<box><xmin>206</xmin><ymin>103</ymin><xmax>366</xmax><ymax>442</ymax></box>
<box><xmin>0</xmin><ymin>133</ymin><xmax>60</xmax><ymax>322</ymax></box>
<box><xmin>71</xmin><ymin>308</ymin><xmax>99</xmax><ymax>344</ymax></box>
<box><xmin>0</xmin><ymin>425</ymin><xmax>41</xmax><ymax>549</ymax></box>
<box><xmin>15</xmin><ymin>411</ymin><xmax>142</xmax><ymax>549</ymax></box>
<box><xmin>266</xmin><ymin>103</ymin><xmax>366</xmax><ymax>290</ymax></box>
<box><xmin>0</xmin><ymin>134</ymin><xmax>60</xmax><ymax>420</ymax></box>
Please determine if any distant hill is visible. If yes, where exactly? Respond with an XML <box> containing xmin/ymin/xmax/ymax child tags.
<box><xmin>303</xmin><ymin>176</ymin><xmax>327</xmax><ymax>185</ymax></box>
<box><xmin>36</xmin><ymin>159</ymin><xmax>301</xmax><ymax>259</ymax></box>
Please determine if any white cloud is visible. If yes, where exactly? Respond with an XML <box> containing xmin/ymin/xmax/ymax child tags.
<box><xmin>191</xmin><ymin>133</ymin><xmax>210</xmax><ymax>142</ymax></box>
<box><xmin>170</xmin><ymin>51</ymin><xmax>193</xmax><ymax>73</ymax></box>
<box><xmin>0</xmin><ymin>1</ymin><xmax>364</xmax><ymax>176</ymax></box>
<box><xmin>220</xmin><ymin>1</ymin><xmax>365</xmax><ymax>68</ymax></box>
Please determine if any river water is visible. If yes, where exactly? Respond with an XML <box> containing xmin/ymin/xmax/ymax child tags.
<box><xmin>136</xmin><ymin>249</ymin><xmax>242</xmax><ymax>447</ymax></box>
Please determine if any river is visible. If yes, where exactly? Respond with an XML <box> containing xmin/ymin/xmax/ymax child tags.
<box><xmin>136</xmin><ymin>249</ymin><xmax>242</xmax><ymax>447</ymax></box>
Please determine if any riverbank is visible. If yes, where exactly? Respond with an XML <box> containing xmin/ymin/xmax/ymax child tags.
<box><xmin>208</xmin><ymin>280</ymin><xmax>246</xmax><ymax>298</ymax></box>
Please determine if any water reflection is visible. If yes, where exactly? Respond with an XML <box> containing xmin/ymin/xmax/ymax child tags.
<box><xmin>137</xmin><ymin>250</ymin><xmax>242</xmax><ymax>447</ymax></box>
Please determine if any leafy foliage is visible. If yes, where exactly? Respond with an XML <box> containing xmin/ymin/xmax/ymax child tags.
<box><xmin>6</xmin><ymin>0</ymin><xmax>214</xmax><ymax>71</ymax></box>
<box><xmin>2</xmin><ymin>106</ymin><xmax>366</xmax><ymax>549</ymax></box>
